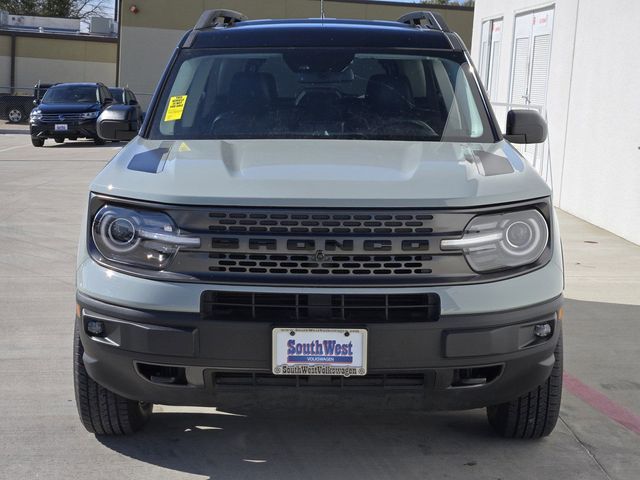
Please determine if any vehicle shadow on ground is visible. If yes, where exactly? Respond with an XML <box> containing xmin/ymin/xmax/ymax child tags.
<box><xmin>98</xmin><ymin>406</ymin><xmax>505</xmax><ymax>479</ymax></box>
<box><xmin>95</xmin><ymin>298</ymin><xmax>640</xmax><ymax>479</ymax></box>
<box><xmin>45</xmin><ymin>141</ymin><xmax>121</xmax><ymax>149</ymax></box>
<box><xmin>0</xmin><ymin>128</ymin><xmax>30</xmax><ymax>135</ymax></box>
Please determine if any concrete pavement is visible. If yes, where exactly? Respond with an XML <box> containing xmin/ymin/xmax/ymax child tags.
<box><xmin>0</xmin><ymin>125</ymin><xmax>638</xmax><ymax>480</ymax></box>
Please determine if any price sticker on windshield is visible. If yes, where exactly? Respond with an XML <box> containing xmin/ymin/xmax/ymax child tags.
<box><xmin>164</xmin><ymin>95</ymin><xmax>188</xmax><ymax>122</ymax></box>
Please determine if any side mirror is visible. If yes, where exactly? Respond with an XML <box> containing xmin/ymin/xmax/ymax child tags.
<box><xmin>504</xmin><ymin>109</ymin><xmax>548</xmax><ymax>144</ymax></box>
<box><xmin>103</xmin><ymin>97</ymin><xmax>114</xmax><ymax>106</ymax></box>
<box><xmin>128</xmin><ymin>99</ymin><xmax>139</xmax><ymax>106</ymax></box>
<box><xmin>33</xmin><ymin>99</ymin><xmax>40</xmax><ymax>106</ymax></box>
<box><xmin>97</xmin><ymin>105</ymin><xmax>139</xmax><ymax>141</ymax></box>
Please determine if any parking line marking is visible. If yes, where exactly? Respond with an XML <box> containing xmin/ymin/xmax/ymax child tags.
<box><xmin>0</xmin><ymin>145</ymin><xmax>27</xmax><ymax>153</ymax></box>
<box><xmin>564</xmin><ymin>372</ymin><xmax>640</xmax><ymax>435</ymax></box>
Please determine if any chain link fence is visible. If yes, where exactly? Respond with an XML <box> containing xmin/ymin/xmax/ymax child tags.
<box><xmin>0</xmin><ymin>84</ymin><xmax>47</xmax><ymax>123</ymax></box>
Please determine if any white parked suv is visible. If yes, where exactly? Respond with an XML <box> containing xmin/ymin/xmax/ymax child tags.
<box><xmin>74</xmin><ymin>10</ymin><xmax>564</xmax><ymax>438</ymax></box>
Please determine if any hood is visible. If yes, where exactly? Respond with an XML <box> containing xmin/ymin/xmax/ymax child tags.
<box><xmin>91</xmin><ymin>138</ymin><xmax>551</xmax><ymax>208</ymax></box>
<box><xmin>38</xmin><ymin>102</ymin><xmax>100</xmax><ymax>113</ymax></box>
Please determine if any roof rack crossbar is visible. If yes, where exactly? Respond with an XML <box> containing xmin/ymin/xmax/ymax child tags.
<box><xmin>193</xmin><ymin>9</ymin><xmax>248</xmax><ymax>30</ymax></box>
<box><xmin>397</xmin><ymin>11</ymin><xmax>451</xmax><ymax>32</ymax></box>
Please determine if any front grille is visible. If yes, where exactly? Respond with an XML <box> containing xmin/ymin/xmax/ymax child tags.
<box><xmin>90</xmin><ymin>196</ymin><xmax>553</xmax><ymax>286</ymax></box>
<box><xmin>208</xmin><ymin>253</ymin><xmax>433</xmax><ymax>276</ymax></box>
<box><xmin>212</xmin><ymin>371</ymin><xmax>433</xmax><ymax>389</ymax></box>
<box><xmin>165</xmin><ymin>206</ymin><xmax>477</xmax><ymax>285</ymax></box>
<box><xmin>201</xmin><ymin>291</ymin><xmax>440</xmax><ymax>323</ymax></box>
<box><xmin>40</xmin><ymin>113</ymin><xmax>84</xmax><ymax>123</ymax></box>
<box><xmin>207</xmin><ymin>210</ymin><xmax>435</xmax><ymax>235</ymax></box>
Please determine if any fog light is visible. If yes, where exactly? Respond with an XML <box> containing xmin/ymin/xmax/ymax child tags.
<box><xmin>86</xmin><ymin>320</ymin><xmax>105</xmax><ymax>336</ymax></box>
<box><xmin>534</xmin><ymin>324</ymin><xmax>552</xmax><ymax>338</ymax></box>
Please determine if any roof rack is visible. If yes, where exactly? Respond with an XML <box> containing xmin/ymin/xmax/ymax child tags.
<box><xmin>397</xmin><ymin>11</ymin><xmax>451</xmax><ymax>32</ymax></box>
<box><xmin>183</xmin><ymin>9</ymin><xmax>247</xmax><ymax>47</ymax></box>
<box><xmin>193</xmin><ymin>9</ymin><xmax>248</xmax><ymax>30</ymax></box>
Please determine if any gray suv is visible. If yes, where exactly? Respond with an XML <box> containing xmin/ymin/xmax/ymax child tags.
<box><xmin>74</xmin><ymin>10</ymin><xmax>563</xmax><ymax>438</ymax></box>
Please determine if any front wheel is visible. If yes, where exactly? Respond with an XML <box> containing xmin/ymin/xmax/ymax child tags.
<box><xmin>31</xmin><ymin>137</ymin><xmax>45</xmax><ymax>147</ymax></box>
<box><xmin>487</xmin><ymin>331</ymin><xmax>563</xmax><ymax>439</ymax></box>
<box><xmin>74</xmin><ymin>326</ymin><xmax>152</xmax><ymax>435</ymax></box>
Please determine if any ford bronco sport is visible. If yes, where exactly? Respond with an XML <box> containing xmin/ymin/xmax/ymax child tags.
<box><xmin>74</xmin><ymin>10</ymin><xmax>564</xmax><ymax>438</ymax></box>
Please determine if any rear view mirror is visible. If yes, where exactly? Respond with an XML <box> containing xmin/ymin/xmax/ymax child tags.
<box><xmin>97</xmin><ymin>105</ymin><xmax>139</xmax><ymax>141</ymax></box>
<box><xmin>504</xmin><ymin>109</ymin><xmax>548</xmax><ymax>144</ymax></box>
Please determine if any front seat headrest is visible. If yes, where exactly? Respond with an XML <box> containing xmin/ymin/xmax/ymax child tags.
<box><xmin>366</xmin><ymin>74</ymin><xmax>414</xmax><ymax>113</ymax></box>
<box><xmin>228</xmin><ymin>72</ymin><xmax>276</xmax><ymax>109</ymax></box>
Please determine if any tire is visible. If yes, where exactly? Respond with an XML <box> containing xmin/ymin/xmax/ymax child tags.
<box><xmin>7</xmin><ymin>107</ymin><xmax>24</xmax><ymax>123</ymax></box>
<box><xmin>487</xmin><ymin>331</ymin><xmax>563</xmax><ymax>439</ymax></box>
<box><xmin>73</xmin><ymin>325</ymin><xmax>152</xmax><ymax>435</ymax></box>
<box><xmin>31</xmin><ymin>137</ymin><xmax>45</xmax><ymax>147</ymax></box>
<box><xmin>54</xmin><ymin>138</ymin><xmax>64</xmax><ymax>144</ymax></box>
<box><xmin>94</xmin><ymin>137</ymin><xmax>106</xmax><ymax>146</ymax></box>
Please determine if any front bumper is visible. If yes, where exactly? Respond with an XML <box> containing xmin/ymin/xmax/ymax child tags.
<box><xmin>30</xmin><ymin>120</ymin><xmax>98</xmax><ymax>139</ymax></box>
<box><xmin>77</xmin><ymin>291</ymin><xmax>563</xmax><ymax>410</ymax></box>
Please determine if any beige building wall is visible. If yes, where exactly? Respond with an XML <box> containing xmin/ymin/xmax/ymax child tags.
<box><xmin>14</xmin><ymin>58</ymin><xmax>116</xmax><ymax>94</ymax></box>
<box><xmin>118</xmin><ymin>0</ymin><xmax>474</xmax><ymax>107</ymax></box>
<box><xmin>0</xmin><ymin>33</ymin><xmax>117</xmax><ymax>95</ymax></box>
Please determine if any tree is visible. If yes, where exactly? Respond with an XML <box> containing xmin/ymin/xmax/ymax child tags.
<box><xmin>0</xmin><ymin>0</ymin><xmax>109</xmax><ymax>19</ymax></box>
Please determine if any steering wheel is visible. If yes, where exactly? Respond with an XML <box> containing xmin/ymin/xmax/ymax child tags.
<box><xmin>374</xmin><ymin>119</ymin><xmax>438</xmax><ymax>137</ymax></box>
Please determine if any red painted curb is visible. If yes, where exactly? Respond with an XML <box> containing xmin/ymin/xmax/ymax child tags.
<box><xmin>564</xmin><ymin>372</ymin><xmax>640</xmax><ymax>435</ymax></box>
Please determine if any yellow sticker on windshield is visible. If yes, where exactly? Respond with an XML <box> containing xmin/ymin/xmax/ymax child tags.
<box><xmin>164</xmin><ymin>95</ymin><xmax>187</xmax><ymax>122</ymax></box>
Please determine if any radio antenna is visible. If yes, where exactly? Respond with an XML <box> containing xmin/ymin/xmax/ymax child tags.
<box><xmin>320</xmin><ymin>0</ymin><xmax>325</xmax><ymax>19</ymax></box>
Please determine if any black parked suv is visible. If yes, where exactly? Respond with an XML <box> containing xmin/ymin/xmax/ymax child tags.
<box><xmin>108</xmin><ymin>87</ymin><xmax>144</xmax><ymax>125</ymax></box>
<box><xmin>30</xmin><ymin>82</ymin><xmax>114</xmax><ymax>147</ymax></box>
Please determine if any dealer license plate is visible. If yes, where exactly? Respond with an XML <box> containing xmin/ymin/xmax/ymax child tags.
<box><xmin>54</xmin><ymin>124</ymin><xmax>68</xmax><ymax>131</ymax></box>
<box><xmin>272</xmin><ymin>328</ymin><xmax>367</xmax><ymax>377</ymax></box>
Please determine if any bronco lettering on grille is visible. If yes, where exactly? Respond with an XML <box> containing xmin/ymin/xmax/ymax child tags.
<box><xmin>210</xmin><ymin>237</ymin><xmax>430</xmax><ymax>253</ymax></box>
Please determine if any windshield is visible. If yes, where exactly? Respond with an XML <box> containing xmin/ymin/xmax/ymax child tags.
<box><xmin>42</xmin><ymin>86</ymin><xmax>98</xmax><ymax>104</ymax></box>
<box><xmin>149</xmin><ymin>49</ymin><xmax>494</xmax><ymax>142</ymax></box>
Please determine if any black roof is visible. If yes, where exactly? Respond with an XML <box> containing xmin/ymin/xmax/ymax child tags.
<box><xmin>184</xmin><ymin>18</ymin><xmax>458</xmax><ymax>50</ymax></box>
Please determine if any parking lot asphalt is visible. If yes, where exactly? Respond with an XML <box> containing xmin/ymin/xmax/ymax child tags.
<box><xmin>1</xmin><ymin>124</ymin><xmax>639</xmax><ymax>480</ymax></box>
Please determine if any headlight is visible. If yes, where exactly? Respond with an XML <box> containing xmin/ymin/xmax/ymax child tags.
<box><xmin>91</xmin><ymin>205</ymin><xmax>200</xmax><ymax>270</ymax></box>
<box><xmin>30</xmin><ymin>109</ymin><xmax>42</xmax><ymax>121</ymax></box>
<box><xmin>81</xmin><ymin>111</ymin><xmax>100</xmax><ymax>119</ymax></box>
<box><xmin>441</xmin><ymin>209</ymin><xmax>549</xmax><ymax>272</ymax></box>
